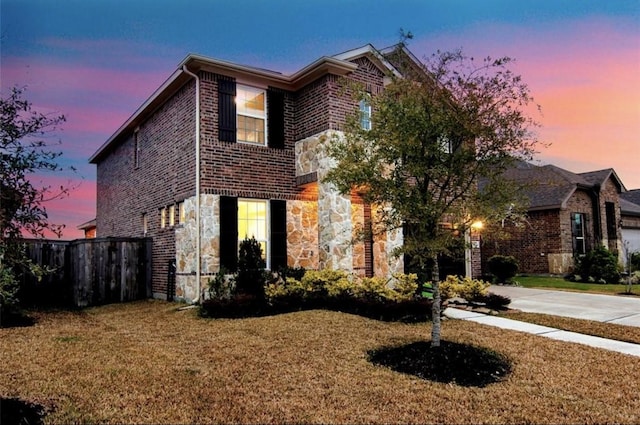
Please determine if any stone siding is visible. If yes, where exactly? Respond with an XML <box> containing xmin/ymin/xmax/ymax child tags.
<box><xmin>287</xmin><ymin>200</ymin><xmax>319</xmax><ymax>269</ymax></box>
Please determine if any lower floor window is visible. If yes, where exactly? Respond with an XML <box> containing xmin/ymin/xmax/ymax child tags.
<box><xmin>238</xmin><ymin>199</ymin><xmax>268</xmax><ymax>263</ymax></box>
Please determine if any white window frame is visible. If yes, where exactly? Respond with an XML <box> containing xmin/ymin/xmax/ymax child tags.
<box><xmin>237</xmin><ymin>199</ymin><xmax>270</xmax><ymax>269</ymax></box>
<box><xmin>160</xmin><ymin>207</ymin><xmax>166</xmax><ymax>229</ymax></box>
<box><xmin>236</xmin><ymin>85</ymin><xmax>267</xmax><ymax>146</ymax></box>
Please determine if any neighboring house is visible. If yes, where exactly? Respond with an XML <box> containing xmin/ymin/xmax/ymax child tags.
<box><xmin>481</xmin><ymin>161</ymin><xmax>625</xmax><ymax>275</ymax></box>
<box><xmin>77</xmin><ymin>219</ymin><xmax>96</xmax><ymax>239</ymax></box>
<box><xmin>90</xmin><ymin>44</ymin><xmax>480</xmax><ymax>301</ymax></box>
<box><xmin>620</xmin><ymin>190</ymin><xmax>640</xmax><ymax>261</ymax></box>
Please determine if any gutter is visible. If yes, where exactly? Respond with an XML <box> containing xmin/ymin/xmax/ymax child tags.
<box><xmin>181</xmin><ymin>65</ymin><xmax>202</xmax><ymax>304</ymax></box>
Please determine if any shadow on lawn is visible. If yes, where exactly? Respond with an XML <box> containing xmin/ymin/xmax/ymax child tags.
<box><xmin>368</xmin><ymin>340</ymin><xmax>512</xmax><ymax>388</ymax></box>
<box><xmin>1</xmin><ymin>397</ymin><xmax>46</xmax><ymax>425</ymax></box>
<box><xmin>0</xmin><ymin>311</ymin><xmax>36</xmax><ymax>328</ymax></box>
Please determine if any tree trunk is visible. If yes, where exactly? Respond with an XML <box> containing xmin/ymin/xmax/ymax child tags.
<box><xmin>431</xmin><ymin>258</ymin><xmax>441</xmax><ymax>347</ymax></box>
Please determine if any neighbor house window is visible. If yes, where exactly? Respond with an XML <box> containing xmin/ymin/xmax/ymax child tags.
<box><xmin>160</xmin><ymin>207</ymin><xmax>166</xmax><ymax>229</ymax></box>
<box><xmin>359</xmin><ymin>98</ymin><xmax>372</xmax><ymax>130</ymax></box>
<box><xmin>571</xmin><ymin>212</ymin><xmax>586</xmax><ymax>256</ymax></box>
<box><xmin>168</xmin><ymin>204</ymin><xmax>175</xmax><ymax>227</ymax></box>
<box><xmin>237</xmin><ymin>199</ymin><xmax>268</xmax><ymax>264</ymax></box>
<box><xmin>236</xmin><ymin>85</ymin><xmax>266</xmax><ymax>145</ymax></box>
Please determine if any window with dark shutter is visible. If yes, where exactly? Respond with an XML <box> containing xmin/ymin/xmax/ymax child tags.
<box><xmin>219</xmin><ymin>196</ymin><xmax>238</xmax><ymax>271</ymax></box>
<box><xmin>267</xmin><ymin>89</ymin><xmax>285</xmax><ymax>149</ymax></box>
<box><xmin>270</xmin><ymin>199</ymin><xmax>287</xmax><ymax>270</ymax></box>
<box><xmin>218</xmin><ymin>79</ymin><xmax>236</xmax><ymax>143</ymax></box>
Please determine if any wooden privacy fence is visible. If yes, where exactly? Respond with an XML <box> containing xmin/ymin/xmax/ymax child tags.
<box><xmin>19</xmin><ymin>238</ymin><xmax>152</xmax><ymax>308</ymax></box>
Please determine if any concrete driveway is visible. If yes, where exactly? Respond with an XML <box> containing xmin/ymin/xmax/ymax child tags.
<box><xmin>488</xmin><ymin>285</ymin><xmax>640</xmax><ymax>327</ymax></box>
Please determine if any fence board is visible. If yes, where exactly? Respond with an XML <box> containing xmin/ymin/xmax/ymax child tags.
<box><xmin>17</xmin><ymin>237</ymin><xmax>152</xmax><ymax>308</ymax></box>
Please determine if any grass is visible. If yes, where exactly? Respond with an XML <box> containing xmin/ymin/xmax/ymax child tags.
<box><xmin>515</xmin><ymin>275</ymin><xmax>639</xmax><ymax>295</ymax></box>
<box><xmin>1</xmin><ymin>300</ymin><xmax>639</xmax><ymax>424</ymax></box>
<box><xmin>502</xmin><ymin>311</ymin><xmax>640</xmax><ymax>345</ymax></box>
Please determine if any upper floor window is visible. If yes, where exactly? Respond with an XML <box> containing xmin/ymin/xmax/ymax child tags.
<box><xmin>359</xmin><ymin>98</ymin><xmax>372</xmax><ymax>131</ymax></box>
<box><xmin>142</xmin><ymin>213</ymin><xmax>148</xmax><ymax>236</ymax></box>
<box><xmin>133</xmin><ymin>129</ymin><xmax>140</xmax><ymax>169</ymax></box>
<box><xmin>236</xmin><ymin>85</ymin><xmax>266</xmax><ymax>145</ymax></box>
<box><xmin>218</xmin><ymin>81</ymin><xmax>284</xmax><ymax>148</ymax></box>
<box><xmin>437</xmin><ymin>135</ymin><xmax>452</xmax><ymax>154</ymax></box>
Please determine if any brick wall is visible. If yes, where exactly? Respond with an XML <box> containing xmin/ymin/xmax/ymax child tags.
<box><xmin>482</xmin><ymin>209</ymin><xmax>562</xmax><ymax>274</ymax></box>
<box><xmin>96</xmin><ymin>81</ymin><xmax>196</xmax><ymax>297</ymax></box>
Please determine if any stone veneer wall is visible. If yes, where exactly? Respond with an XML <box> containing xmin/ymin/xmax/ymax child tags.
<box><xmin>296</xmin><ymin>130</ymin><xmax>404</xmax><ymax>277</ymax></box>
<box><xmin>297</xmin><ymin>130</ymin><xmax>353</xmax><ymax>272</ymax></box>
<box><xmin>351</xmin><ymin>203</ymin><xmax>366</xmax><ymax>275</ymax></box>
<box><xmin>287</xmin><ymin>200</ymin><xmax>319</xmax><ymax>269</ymax></box>
<box><xmin>175</xmin><ymin>194</ymin><xmax>220</xmax><ymax>301</ymax></box>
<box><xmin>372</xmin><ymin>205</ymin><xmax>404</xmax><ymax>277</ymax></box>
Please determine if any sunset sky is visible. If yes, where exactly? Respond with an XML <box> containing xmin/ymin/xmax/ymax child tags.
<box><xmin>2</xmin><ymin>0</ymin><xmax>639</xmax><ymax>240</ymax></box>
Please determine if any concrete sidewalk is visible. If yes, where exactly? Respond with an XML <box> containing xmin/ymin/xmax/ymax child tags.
<box><xmin>443</xmin><ymin>307</ymin><xmax>640</xmax><ymax>358</ymax></box>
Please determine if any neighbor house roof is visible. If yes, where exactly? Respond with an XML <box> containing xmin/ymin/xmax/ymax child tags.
<box><xmin>89</xmin><ymin>44</ymin><xmax>410</xmax><ymax>164</ymax></box>
<box><xmin>500</xmin><ymin>162</ymin><xmax>624</xmax><ymax>211</ymax></box>
<box><xmin>621</xmin><ymin>189</ymin><xmax>640</xmax><ymax>216</ymax></box>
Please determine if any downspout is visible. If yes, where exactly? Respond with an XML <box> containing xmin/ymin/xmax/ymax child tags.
<box><xmin>182</xmin><ymin>65</ymin><xmax>201</xmax><ymax>304</ymax></box>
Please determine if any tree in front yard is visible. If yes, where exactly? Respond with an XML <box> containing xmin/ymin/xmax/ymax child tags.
<box><xmin>324</xmin><ymin>37</ymin><xmax>541</xmax><ymax>347</ymax></box>
<box><xmin>1</xmin><ymin>87</ymin><xmax>71</xmax><ymax>320</ymax></box>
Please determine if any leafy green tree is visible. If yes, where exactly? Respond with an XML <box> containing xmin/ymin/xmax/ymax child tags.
<box><xmin>1</xmin><ymin>87</ymin><xmax>70</xmax><ymax>318</ymax></box>
<box><xmin>324</xmin><ymin>40</ymin><xmax>540</xmax><ymax>347</ymax></box>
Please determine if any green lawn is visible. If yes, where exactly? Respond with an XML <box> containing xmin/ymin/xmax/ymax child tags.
<box><xmin>1</xmin><ymin>301</ymin><xmax>640</xmax><ymax>424</ymax></box>
<box><xmin>514</xmin><ymin>275</ymin><xmax>639</xmax><ymax>295</ymax></box>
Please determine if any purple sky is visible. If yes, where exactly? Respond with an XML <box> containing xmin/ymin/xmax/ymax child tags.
<box><xmin>2</xmin><ymin>0</ymin><xmax>639</xmax><ymax>239</ymax></box>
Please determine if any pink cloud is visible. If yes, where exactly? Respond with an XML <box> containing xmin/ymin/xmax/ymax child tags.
<box><xmin>412</xmin><ymin>17</ymin><xmax>640</xmax><ymax>188</ymax></box>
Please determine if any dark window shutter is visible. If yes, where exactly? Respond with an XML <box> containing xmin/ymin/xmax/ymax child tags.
<box><xmin>270</xmin><ymin>199</ymin><xmax>287</xmax><ymax>270</ymax></box>
<box><xmin>267</xmin><ymin>89</ymin><xmax>285</xmax><ymax>149</ymax></box>
<box><xmin>218</xmin><ymin>79</ymin><xmax>236</xmax><ymax>143</ymax></box>
<box><xmin>219</xmin><ymin>196</ymin><xmax>238</xmax><ymax>272</ymax></box>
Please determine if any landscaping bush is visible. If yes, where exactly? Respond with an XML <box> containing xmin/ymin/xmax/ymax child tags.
<box><xmin>487</xmin><ymin>255</ymin><xmax>519</xmax><ymax>284</ymax></box>
<box><xmin>629</xmin><ymin>252</ymin><xmax>640</xmax><ymax>273</ymax></box>
<box><xmin>480</xmin><ymin>292</ymin><xmax>511</xmax><ymax>310</ymax></box>
<box><xmin>439</xmin><ymin>275</ymin><xmax>490</xmax><ymax>302</ymax></box>
<box><xmin>235</xmin><ymin>237</ymin><xmax>267</xmax><ymax>299</ymax></box>
<box><xmin>574</xmin><ymin>246</ymin><xmax>621</xmax><ymax>284</ymax></box>
<box><xmin>207</xmin><ymin>268</ymin><xmax>234</xmax><ymax>300</ymax></box>
<box><xmin>204</xmin><ymin>269</ymin><xmax>432</xmax><ymax>322</ymax></box>
<box><xmin>275</xmin><ymin>265</ymin><xmax>307</xmax><ymax>281</ymax></box>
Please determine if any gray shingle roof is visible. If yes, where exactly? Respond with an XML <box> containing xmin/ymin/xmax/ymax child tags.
<box><xmin>501</xmin><ymin>162</ymin><xmax>623</xmax><ymax>211</ymax></box>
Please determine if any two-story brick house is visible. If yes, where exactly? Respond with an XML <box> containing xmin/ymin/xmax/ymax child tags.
<box><xmin>90</xmin><ymin>44</ymin><xmax>431</xmax><ymax>301</ymax></box>
<box><xmin>481</xmin><ymin>161</ymin><xmax>626</xmax><ymax>275</ymax></box>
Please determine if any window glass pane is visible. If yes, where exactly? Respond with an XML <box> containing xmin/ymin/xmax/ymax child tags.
<box><xmin>237</xmin><ymin>85</ymin><xmax>266</xmax><ymax>145</ymax></box>
<box><xmin>237</xmin><ymin>199</ymin><xmax>268</xmax><ymax>262</ymax></box>
<box><xmin>237</xmin><ymin>87</ymin><xmax>265</xmax><ymax>115</ymax></box>
<box><xmin>359</xmin><ymin>99</ymin><xmax>371</xmax><ymax>130</ymax></box>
